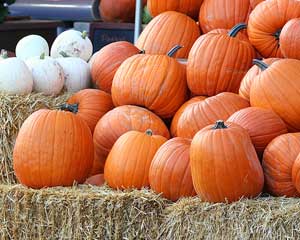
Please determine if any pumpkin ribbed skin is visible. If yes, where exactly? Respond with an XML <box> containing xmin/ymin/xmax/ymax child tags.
<box><xmin>91</xmin><ymin>41</ymin><xmax>141</xmax><ymax>93</ymax></box>
<box><xmin>227</xmin><ymin>107</ymin><xmax>288</xmax><ymax>157</ymax></box>
<box><xmin>250</xmin><ymin>59</ymin><xmax>300</xmax><ymax>132</ymax></box>
<box><xmin>66</xmin><ymin>89</ymin><xmax>114</xmax><ymax>133</ymax></box>
<box><xmin>250</xmin><ymin>0</ymin><xmax>264</xmax><ymax>8</ymax></box>
<box><xmin>187</xmin><ymin>27</ymin><xmax>255</xmax><ymax>96</ymax></box>
<box><xmin>199</xmin><ymin>0</ymin><xmax>251</xmax><ymax>33</ymax></box>
<box><xmin>262</xmin><ymin>133</ymin><xmax>300</xmax><ymax>197</ymax></box>
<box><xmin>149</xmin><ymin>137</ymin><xmax>196</xmax><ymax>201</ymax></box>
<box><xmin>13</xmin><ymin>109</ymin><xmax>94</xmax><ymax>189</ymax></box>
<box><xmin>177</xmin><ymin>93</ymin><xmax>250</xmax><ymax>139</ymax></box>
<box><xmin>280</xmin><ymin>18</ymin><xmax>300</xmax><ymax>60</ymax></box>
<box><xmin>112</xmin><ymin>54</ymin><xmax>187</xmax><ymax>118</ymax></box>
<box><xmin>248</xmin><ymin>0</ymin><xmax>300</xmax><ymax>58</ymax></box>
<box><xmin>190</xmin><ymin>121</ymin><xmax>264</xmax><ymax>203</ymax></box>
<box><xmin>136</xmin><ymin>11</ymin><xmax>200</xmax><ymax>58</ymax></box>
<box><xmin>292</xmin><ymin>153</ymin><xmax>300</xmax><ymax>194</ymax></box>
<box><xmin>85</xmin><ymin>174</ymin><xmax>105</xmax><ymax>186</ymax></box>
<box><xmin>88</xmin><ymin>152</ymin><xmax>106</xmax><ymax>176</ymax></box>
<box><xmin>104</xmin><ymin>130</ymin><xmax>167</xmax><ymax>189</ymax></box>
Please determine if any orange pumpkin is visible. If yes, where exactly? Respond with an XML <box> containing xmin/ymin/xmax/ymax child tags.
<box><xmin>190</xmin><ymin>120</ymin><xmax>264</xmax><ymax>203</ymax></box>
<box><xmin>187</xmin><ymin>23</ymin><xmax>256</xmax><ymax>96</ymax></box>
<box><xmin>88</xmin><ymin>152</ymin><xmax>106</xmax><ymax>176</ymax></box>
<box><xmin>91</xmin><ymin>41</ymin><xmax>141</xmax><ymax>93</ymax></box>
<box><xmin>292</xmin><ymin>153</ymin><xmax>300</xmax><ymax>194</ymax></box>
<box><xmin>250</xmin><ymin>0</ymin><xmax>264</xmax><ymax>9</ymax></box>
<box><xmin>262</xmin><ymin>133</ymin><xmax>300</xmax><ymax>197</ymax></box>
<box><xmin>177</xmin><ymin>92</ymin><xmax>249</xmax><ymax>139</ymax></box>
<box><xmin>149</xmin><ymin>137</ymin><xmax>196</xmax><ymax>201</ymax></box>
<box><xmin>136</xmin><ymin>11</ymin><xmax>200</xmax><ymax>58</ymax></box>
<box><xmin>13</xmin><ymin>109</ymin><xmax>94</xmax><ymax>189</ymax></box>
<box><xmin>104</xmin><ymin>130</ymin><xmax>167</xmax><ymax>189</ymax></box>
<box><xmin>227</xmin><ymin>107</ymin><xmax>288</xmax><ymax>157</ymax></box>
<box><xmin>62</xmin><ymin>89</ymin><xmax>114</xmax><ymax>133</ymax></box>
<box><xmin>84</xmin><ymin>174</ymin><xmax>105</xmax><ymax>187</ymax></box>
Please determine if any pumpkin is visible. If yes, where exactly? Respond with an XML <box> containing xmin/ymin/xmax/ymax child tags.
<box><xmin>248</xmin><ymin>0</ymin><xmax>300</xmax><ymax>58</ymax></box>
<box><xmin>250</xmin><ymin>59</ymin><xmax>300</xmax><ymax>132</ymax></box>
<box><xmin>170</xmin><ymin>96</ymin><xmax>206</xmax><ymax>137</ymax></box>
<box><xmin>104</xmin><ymin>130</ymin><xmax>167</xmax><ymax>189</ymax></box>
<box><xmin>177</xmin><ymin>92</ymin><xmax>250</xmax><ymax>139</ymax></box>
<box><xmin>239</xmin><ymin>58</ymin><xmax>279</xmax><ymax>101</ymax></box>
<box><xmin>112</xmin><ymin>46</ymin><xmax>187</xmax><ymax>118</ymax></box>
<box><xmin>147</xmin><ymin>0</ymin><xmax>203</xmax><ymax>20</ymax></box>
<box><xmin>149</xmin><ymin>137</ymin><xmax>196</xmax><ymax>201</ymax></box>
<box><xmin>25</xmin><ymin>54</ymin><xmax>64</xmax><ymax>95</ymax></box>
<box><xmin>136</xmin><ymin>11</ymin><xmax>200</xmax><ymax>58</ymax></box>
<box><xmin>190</xmin><ymin>120</ymin><xmax>264</xmax><ymax>203</ymax></box>
<box><xmin>13</xmin><ymin>109</ymin><xmax>94</xmax><ymax>189</ymax></box>
<box><xmin>209</xmin><ymin>28</ymin><xmax>250</xmax><ymax>42</ymax></box>
<box><xmin>84</xmin><ymin>174</ymin><xmax>105</xmax><ymax>186</ymax></box>
<box><xmin>292</xmin><ymin>153</ymin><xmax>300</xmax><ymax>194</ymax></box>
<box><xmin>89</xmin><ymin>152</ymin><xmax>106</xmax><ymax>176</ymax></box>
<box><xmin>262</xmin><ymin>133</ymin><xmax>300</xmax><ymax>197</ymax></box>
<box><xmin>187</xmin><ymin>23</ymin><xmax>256</xmax><ymax>96</ymax></box>
<box><xmin>199</xmin><ymin>0</ymin><xmax>251</xmax><ymax>33</ymax></box>
<box><xmin>93</xmin><ymin>105</ymin><xmax>170</xmax><ymax>166</ymax></box>
<box><xmin>250</xmin><ymin>0</ymin><xmax>264</xmax><ymax>9</ymax></box>
<box><xmin>0</xmin><ymin>55</ymin><xmax>33</xmax><ymax>94</ymax></box>
<box><xmin>15</xmin><ymin>35</ymin><xmax>49</xmax><ymax>61</ymax></box>
<box><xmin>51</xmin><ymin>30</ymin><xmax>93</xmax><ymax>61</ymax></box>
<box><xmin>62</xmin><ymin>89</ymin><xmax>114</xmax><ymax>133</ymax></box>
<box><xmin>227</xmin><ymin>107</ymin><xmax>288</xmax><ymax>157</ymax></box>
<box><xmin>280</xmin><ymin>18</ymin><xmax>300</xmax><ymax>60</ymax></box>
<box><xmin>91</xmin><ymin>41</ymin><xmax>141</xmax><ymax>93</ymax></box>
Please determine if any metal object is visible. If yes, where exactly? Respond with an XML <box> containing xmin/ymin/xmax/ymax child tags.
<box><xmin>134</xmin><ymin>0</ymin><xmax>143</xmax><ymax>43</ymax></box>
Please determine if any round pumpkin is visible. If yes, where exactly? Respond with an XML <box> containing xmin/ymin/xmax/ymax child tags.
<box><xmin>84</xmin><ymin>174</ymin><xmax>105</xmax><ymax>186</ymax></box>
<box><xmin>187</xmin><ymin>23</ymin><xmax>256</xmax><ymax>96</ymax></box>
<box><xmin>62</xmin><ymin>89</ymin><xmax>114</xmax><ymax>133</ymax></box>
<box><xmin>177</xmin><ymin>92</ymin><xmax>250</xmax><ymax>139</ymax></box>
<box><xmin>91</xmin><ymin>41</ymin><xmax>141</xmax><ymax>93</ymax></box>
<box><xmin>13</xmin><ymin>109</ymin><xmax>94</xmax><ymax>189</ymax></box>
<box><xmin>227</xmin><ymin>107</ymin><xmax>288</xmax><ymax>157</ymax></box>
<box><xmin>104</xmin><ymin>130</ymin><xmax>167</xmax><ymax>189</ymax></box>
<box><xmin>149</xmin><ymin>137</ymin><xmax>196</xmax><ymax>201</ymax></box>
<box><xmin>250</xmin><ymin>59</ymin><xmax>300</xmax><ymax>132</ymax></box>
<box><xmin>136</xmin><ymin>11</ymin><xmax>200</xmax><ymax>58</ymax></box>
<box><xmin>280</xmin><ymin>18</ymin><xmax>300</xmax><ymax>60</ymax></box>
<box><xmin>248</xmin><ymin>0</ymin><xmax>300</xmax><ymax>58</ymax></box>
<box><xmin>262</xmin><ymin>133</ymin><xmax>300</xmax><ymax>197</ymax></box>
<box><xmin>190</xmin><ymin>120</ymin><xmax>264</xmax><ymax>203</ymax></box>
<box><xmin>292</xmin><ymin>153</ymin><xmax>300</xmax><ymax>194</ymax></box>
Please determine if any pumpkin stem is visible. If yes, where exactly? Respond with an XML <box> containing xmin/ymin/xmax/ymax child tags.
<box><xmin>273</xmin><ymin>29</ymin><xmax>282</xmax><ymax>41</ymax></box>
<box><xmin>0</xmin><ymin>49</ymin><xmax>8</xmax><ymax>59</ymax></box>
<box><xmin>145</xmin><ymin>129</ymin><xmax>153</xmax><ymax>136</ymax></box>
<box><xmin>253</xmin><ymin>59</ymin><xmax>269</xmax><ymax>71</ymax></box>
<box><xmin>60</xmin><ymin>51</ymin><xmax>70</xmax><ymax>58</ymax></box>
<box><xmin>228</xmin><ymin>23</ymin><xmax>247</xmax><ymax>37</ymax></box>
<box><xmin>139</xmin><ymin>50</ymin><xmax>145</xmax><ymax>54</ymax></box>
<box><xmin>212</xmin><ymin>120</ymin><xmax>228</xmax><ymax>129</ymax></box>
<box><xmin>167</xmin><ymin>45</ymin><xmax>183</xmax><ymax>57</ymax></box>
<box><xmin>60</xmin><ymin>103</ymin><xmax>79</xmax><ymax>113</ymax></box>
<box><xmin>40</xmin><ymin>52</ymin><xmax>46</xmax><ymax>60</ymax></box>
<box><xmin>82</xmin><ymin>31</ymin><xmax>88</xmax><ymax>39</ymax></box>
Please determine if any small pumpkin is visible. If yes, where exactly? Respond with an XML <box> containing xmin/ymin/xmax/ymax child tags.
<box><xmin>104</xmin><ymin>130</ymin><xmax>167</xmax><ymax>189</ymax></box>
<box><xmin>190</xmin><ymin>120</ymin><xmax>264</xmax><ymax>203</ymax></box>
<box><xmin>84</xmin><ymin>174</ymin><xmax>105</xmax><ymax>187</ymax></box>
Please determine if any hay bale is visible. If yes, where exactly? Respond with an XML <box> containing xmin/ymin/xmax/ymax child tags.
<box><xmin>0</xmin><ymin>93</ymin><xmax>70</xmax><ymax>184</ymax></box>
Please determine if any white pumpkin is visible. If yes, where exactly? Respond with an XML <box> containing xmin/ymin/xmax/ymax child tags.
<box><xmin>25</xmin><ymin>54</ymin><xmax>64</xmax><ymax>95</ymax></box>
<box><xmin>16</xmin><ymin>35</ymin><xmax>49</xmax><ymax>61</ymax></box>
<box><xmin>50</xmin><ymin>30</ymin><xmax>93</xmax><ymax>61</ymax></box>
<box><xmin>0</xmin><ymin>57</ymin><xmax>33</xmax><ymax>94</ymax></box>
<box><xmin>56</xmin><ymin>53</ymin><xmax>91</xmax><ymax>92</ymax></box>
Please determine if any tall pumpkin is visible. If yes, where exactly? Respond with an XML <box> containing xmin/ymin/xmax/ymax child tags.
<box><xmin>247</xmin><ymin>0</ymin><xmax>300</xmax><ymax>58</ymax></box>
<box><xmin>177</xmin><ymin>92</ymin><xmax>249</xmax><ymax>139</ymax></box>
<box><xmin>190</xmin><ymin>120</ymin><xmax>264</xmax><ymax>203</ymax></box>
<box><xmin>262</xmin><ymin>133</ymin><xmax>300</xmax><ymax>197</ymax></box>
<box><xmin>104</xmin><ymin>130</ymin><xmax>167</xmax><ymax>189</ymax></box>
<box><xmin>250</xmin><ymin>59</ymin><xmax>300</xmax><ymax>132</ymax></box>
<box><xmin>187</xmin><ymin>23</ymin><xmax>256</xmax><ymax>96</ymax></box>
<box><xmin>13</xmin><ymin>109</ymin><xmax>94</xmax><ymax>189</ymax></box>
<box><xmin>136</xmin><ymin>11</ymin><xmax>200</xmax><ymax>58</ymax></box>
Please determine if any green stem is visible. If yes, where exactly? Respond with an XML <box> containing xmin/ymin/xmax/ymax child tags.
<box><xmin>253</xmin><ymin>59</ymin><xmax>269</xmax><ymax>71</ymax></box>
<box><xmin>167</xmin><ymin>45</ymin><xmax>183</xmax><ymax>57</ymax></box>
<box><xmin>60</xmin><ymin>103</ymin><xmax>79</xmax><ymax>113</ymax></box>
<box><xmin>145</xmin><ymin>129</ymin><xmax>153</xmax><ymax>136</ymax></box>
<box><xmin>139</xmin><ymin>50</ymin><xmax>145</xmax><ymax>54</ymax></box>
<box><xmin>0</xmin><ymin>49</ymin><xmax>8</xmax><ymax>59</ymax></box>
<box><xmin>273</xmin><ymin>29</ymin><xmax>282</xmax><ymax>41</ymax></box>
<box><xmin>40</xmin><ymin>52</ymin><xmax>46</xmax><ymax>60</ymax></box>
<box><xmin>212</xmin><ymin>120</ymin><xmax>228</xmax><ymax>129</ymax></box>
<box><xmin>82</xmin><ymin>31</ymin><xmax>88</xmax><ymax>39</ymax></box>
<box><xmin>228</xmin><ymin>23</ymin><xmax>247</xmax><ymax>37</ymax></box>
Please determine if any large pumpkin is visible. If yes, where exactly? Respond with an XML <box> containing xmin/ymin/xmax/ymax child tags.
<box><xmin>187</xmin><ymin>23</ymin><xmax>256</xmax><ymax>96</ymax></box>
<box><xmin>177</xmin><ymin>92</ymin><xmax>249</xmax><ymax>139</ymax></box>
<box><xmin>136</xmin><ymin>11</ymin><xmax>200</xmax><ymax>58</ymax></box>
<box><xmin>247</xmin><ymin>0</ymin><xmax>300</xmax><ymax>58</ymax></box>
<box><xmin>104</xmin><ymin>130</ymin><xmax>167</xmax><ymax>189</ymax></box>
<box><xmin>91</xmin><ymin>41</ymin><xmax>141</xmax><ymax>93</ymax></box>
<box><xmin>190</xmin><ymin>120</ymin><xmax>264</xmax><ymax>203</ymax></box>
<box><xmin>262</xmin><ymin>133</ymin><xmax>300</xmax><ymax>197</ymax></box>
<box><xmin>13</xmin><ymin>109</ymin><xmax>94</xmax><ymax>189</ymax></box>
<box><xmin>250</xmin><ymin>59</ymin><xmax>300</xmax><ymax>132</ymax></box>
<box><xmin>227</xmin><ymin>107</ymin><xmax>287</xmax><ymax>157</ymax></box>
<box><xmin>149</xmin><ymin>137</ymin><xmax>196</xmax><ymax>201</ymax></box>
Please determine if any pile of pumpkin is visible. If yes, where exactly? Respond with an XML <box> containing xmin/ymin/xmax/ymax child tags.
<box><xmin>7</xmin><ymin>0</ymin><xmax>300</xmax><ymax>204</ymax></box>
